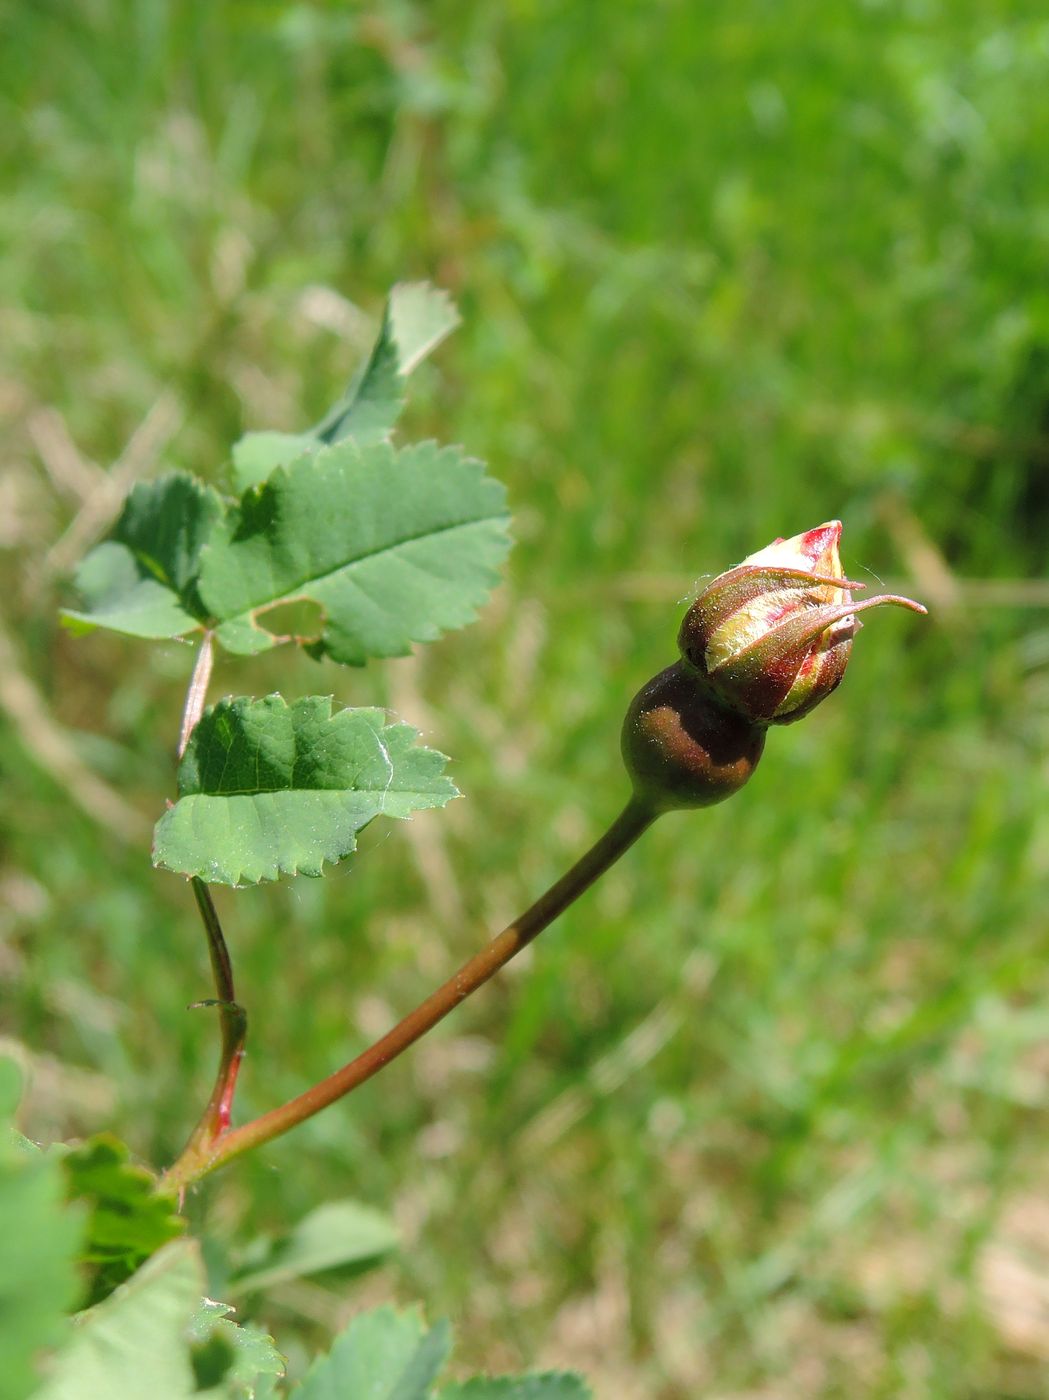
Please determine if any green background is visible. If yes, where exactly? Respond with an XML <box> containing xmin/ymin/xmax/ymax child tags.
<box><xmin>3</xmin><ymin>2</ymin><xmax>1049</xmax><ymax>1395</ymax></box>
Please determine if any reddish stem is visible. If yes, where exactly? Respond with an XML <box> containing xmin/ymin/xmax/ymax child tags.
<box><xmin>173</xmin><ymin>633</ymin><xmax>248</xmax><ymax>1167</ymax></box>
<box><xmin>182</xmin><ymin>878</ymin><xmax>247</xmax><ymax>1143</ymax></box>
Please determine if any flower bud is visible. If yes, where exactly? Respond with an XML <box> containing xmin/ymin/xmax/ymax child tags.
<box><xmin>677</xmin><ymin>521</ymin><xmax>927</xmax><ymax>725</ymax></box>
<box><xmin>621</xmin><ymin>662</ymin><xmax>766</xmax><ymax>812</ymax></box>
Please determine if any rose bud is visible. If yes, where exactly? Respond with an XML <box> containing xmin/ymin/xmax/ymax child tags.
<box><xmin>677</xmin><ymin>521</ymin><xmax>927</xmax><ymax>726</ymax></box>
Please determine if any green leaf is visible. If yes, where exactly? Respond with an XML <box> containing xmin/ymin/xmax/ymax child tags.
<box><xmin>61</xmin><ymin>289</ymin><xmax>504</xmax><ymax>664</ymax></box>
<box><xmin>228</xmin><ymin>1199</ymin><xmax>398</xmax><ymax>1296</ymax></box>
<box><xmin>230</xmin><ymin>284</ymin><xmax>459</xmax><ymax>492</ymax></box>
<box><xmin>188</xmin><ymin>1299</ymin><xmax>285</xmax><ymax>1395</ymax></box>
<box><xmin>0</xmin><ymin>1098</ymin><xmax>83</xmax><ymax>1400</ymax></box>
<box><xmin>62</xmin><ymin>542</ymin><xmax>201</xmax><ymax>640</ymax></box>
<box><xmin>212</xmin><ymin>615</ymin><xmax>280</xmax><ymax>656</ymax></box>
<box><xmin>0</xmin><ymin>1054</ymin><xmax>24</xmax><ymax>1121</ymax></box>
<box><xmin>61</xmin><ymin>1134</ymin><xmax>185</xmax><ymax>1306</ymax></box>
<box><xmin>199</xmin><ymin>440</ymin><xmax>511</xmax><ymax>667</ymax></box>
<box><xmin>389</xmin><ymin>1320</ymin><xmax>452</xmax><ymax>1400</ymax></box>
<box><xmin>1</xmin><ymin>1056</ymin><xmax>39</xmax><ymax>1157</ymax></box>
<box><xmin>230</xmin><ymin>432</ymin><xmax>320</xmax><ymax>494</ymax></box>
<box><xmin>312</xmin><ymin>282</ymin><xmax>460</xmax><ymax>448</ymax></box>
<box><xmin>289</xmin><ymin>1308</ymin><xmax>591</xmax><ymax>1400</ymax></box>
<box><xmin>295</xmin><ymin>1306</ymin><xmax>450</xmax><ymax>1400</ymax></box>
<box><xmin>152</xmin><ymin>695</ymin><xmax>457</xmax><ymax>885</ymax></box>
<box><xmin>384</xmin><ymin>282</ymin><xmax>461</xmax><ymax>376</ymax></box>
<box><xmin>439</xmin><ymin>1378</ymin><xmax>593</xmax><ymax>1400</ymax></box>
<box><xmin>36</xmin><ymin>1239</ymin><xmax>202</xmax><ymax>1400</ymax></box>
<box><xmin>61</xmin><ymin>474</ymin><xmax>224</xmax><ymax>641</ymax></box>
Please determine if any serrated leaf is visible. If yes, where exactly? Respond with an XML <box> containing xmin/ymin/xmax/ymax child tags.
<box><xmin>0</xmin><ymin>1102</ymin><xmax>83</xmax><ymax>1400</ymax></box>
<box><xmin>228</xmin><ymin>1199</ymin><xmax>397</xmax><ymax>1296</ymax></box>
<box><xmin>199</xmin><ymin>440</ymin><xmax>511</xmax><ymax>667</ymax></box>
<box><xmin>188</xmin><ymin>1299</ymin><xmax>285</xmax><ymax>1395</ymax></box>
<box><xmin>61</xmin><ymin>1134</ymin><xmax>185</xmax><ymax>1306</ymax></box>
<box><xmin>230</xmin><ymin>432</ymin><xmax>320</xmax><ymax>493</ymax></box>
<box><xmin>190</xmin><ymin>1330</ymin><xmax>238</xmax><ymax>1392</ymax></box>
<box><xmin>61</xmin><ymin>474</ymin><xmax>223</xmax><ymax>641</ymax></box>
<box><xmin>439</xmin><ymin>1376</ymin><xmax>593</xmax><ymax>1400</ymax></box>
<box><xmin>36</xmin><ymin>1239</ymin><xmax>203</xmax><ymax>1400</ymax></box>
<box><xmin>62</xmin><ymin>541</ymin><xmax>201</xmax><ymax>640</ymax></box>
<box><xmin>312</xmin><ymin>282</ymin><xmax>460</xmax><ymax>449</ymax></box>
<box><xmin>386</xmin><ymin>282</ymin><xmax>461</xmax><ymax>375</ymax></box>
<box><xmin>284</xmin><ymin>1306</ymin><xmax>594</xmax><ymax>1400</ymax></box>
<box><xmin>296</xmin><ymin>1306</ymin><xmax>450</xmax><ymax>1400</ymax></box>
<box><xmin>230</xmin><ymin>284</ymin><xmax>459</xmax><ymax>493</ymax></box>
<box><xmin>152</xmin><ymin>695</ymin><xmax>457</xmax><ymax>885</ymax></box>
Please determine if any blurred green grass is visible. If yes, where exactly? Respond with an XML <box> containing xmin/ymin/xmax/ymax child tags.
<box><xmin>3</xmin><ymin>2</ymin><xmax>1049</xmax><ymax>1395</ymax></box>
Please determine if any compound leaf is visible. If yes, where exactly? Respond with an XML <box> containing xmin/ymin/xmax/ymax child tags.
<box><xmin>61</xmin><ymin>474</ymin><xmax>223</xmax><ymax>641</ymax></box>
<box><xmin>62</xmin><ymin>288</ymin><xmax>506</xmax><ymax>668</ymax></box>
<box><xmin>199</xmin><ymin>439</ymin><xmax>510</xmax><ymax>666</ymax></box>
<box><xmin>295</xmin><ymin>1306</ymin><xmax>450</xmax><ymax>1400</ymax></box>
<box><xmin>152</xmin><ymin>695</ymin><xmax>457</xmax><ymax>885</ymax></box>
<box><xmin>61</xmin><ymin>1134</ymin><xmax>185</xmax><ymax>1307</ymax></box>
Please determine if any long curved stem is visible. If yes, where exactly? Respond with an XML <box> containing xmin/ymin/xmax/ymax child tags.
<box><xmin>162</xmin><ymin>795</ymin><xmax>657</xmax><ymax>1192</ymax></box>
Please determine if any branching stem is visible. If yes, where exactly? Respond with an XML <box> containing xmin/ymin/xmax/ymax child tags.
<box><xmin>162</xmin><ymin>795</ymin><xmax>656</xmax><ymax>1192</ymax></box>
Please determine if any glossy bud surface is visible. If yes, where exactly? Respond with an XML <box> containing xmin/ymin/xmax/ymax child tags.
<box><xmin>622</xmin><ymin>662</ymin><xmax>766</xmax><ymax>812</ymax></box>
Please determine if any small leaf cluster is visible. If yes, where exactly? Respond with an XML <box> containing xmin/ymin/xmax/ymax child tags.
<box><xmin>63</xmin><ymin>285</ymin><xmax>512</xmax><ymax>887</ymax></box>
<box><xmin>4</xmin><ymin>1063</ymin><xmax>590</xmax><ymax>1400</ymax></box>
<box><xmin>60</xmin><ymin>1134</ymin><xmax>186</xmax><ymax>1307</ymax></box>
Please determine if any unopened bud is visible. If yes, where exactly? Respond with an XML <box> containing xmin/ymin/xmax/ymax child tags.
<box><xmin>677</xmin><ymin>521</ymin><xmax>927</xmax><ymax>725</ymax></box>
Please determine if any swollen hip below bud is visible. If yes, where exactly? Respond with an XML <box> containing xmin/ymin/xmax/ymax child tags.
<box><xmin>621</xmin><ymin>663</ymin><xmax>766</xmax><ymax>813</ymax></box>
